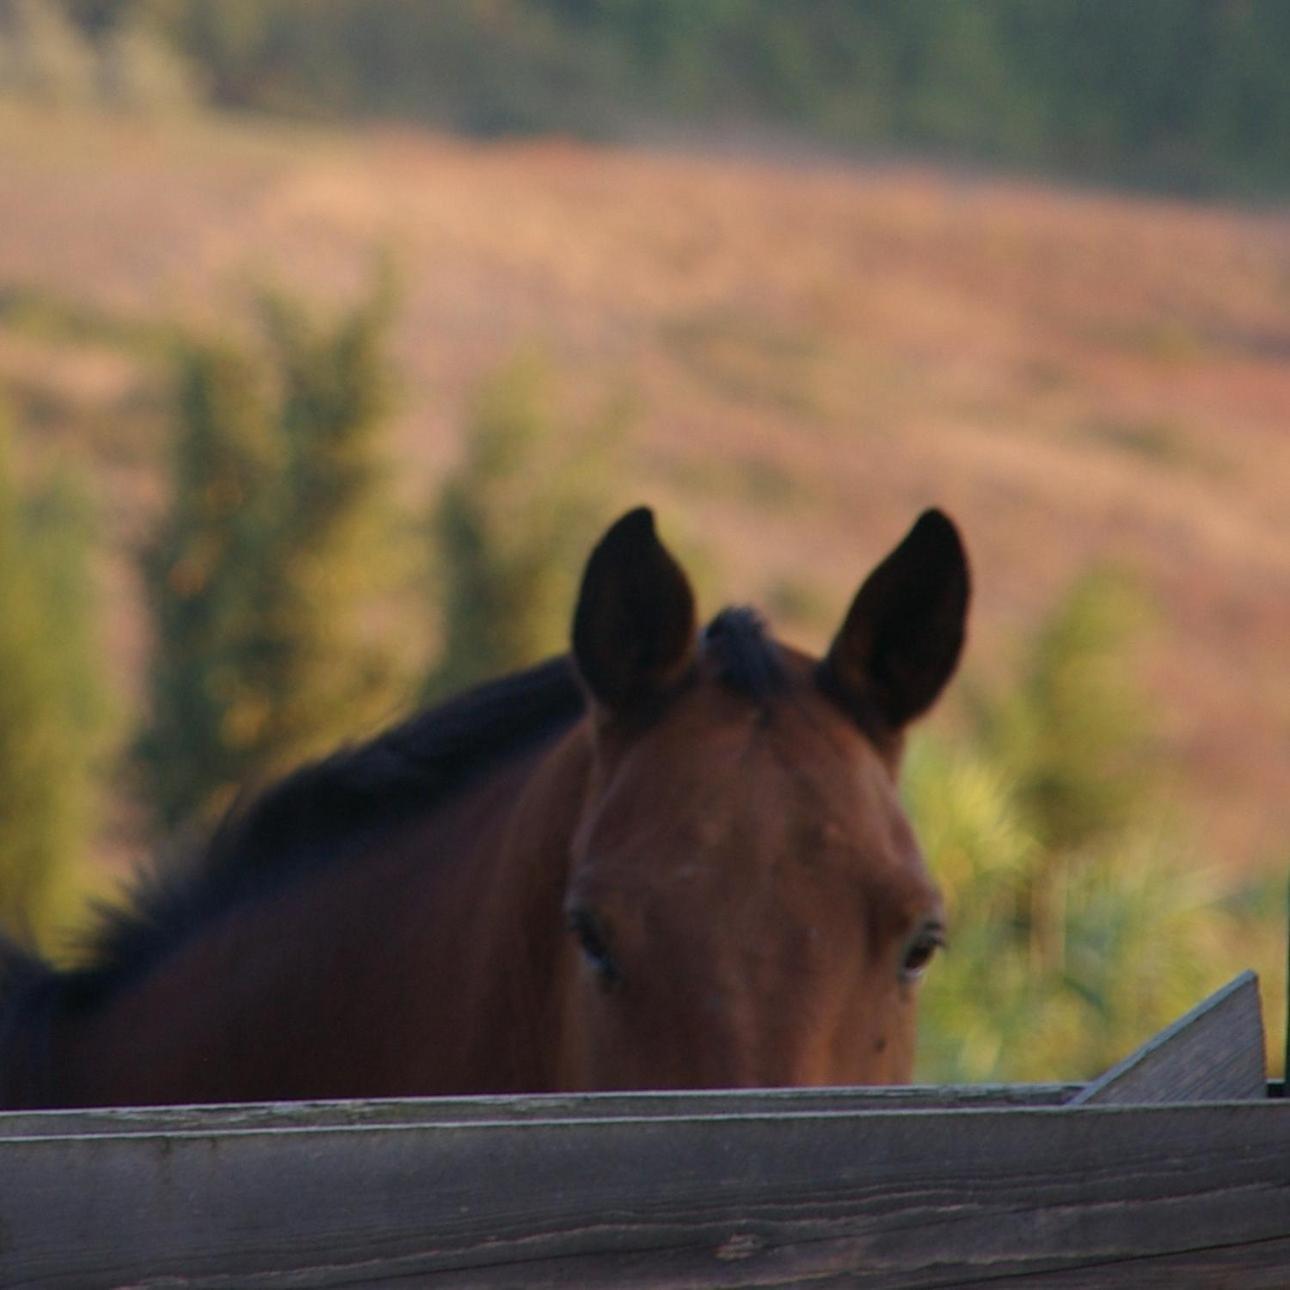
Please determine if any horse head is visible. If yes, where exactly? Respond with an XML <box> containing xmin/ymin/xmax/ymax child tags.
<box><xmin>556</xmin><ymin>507</ymin><xmax>969</xmax><ymax>1089</ymax></box>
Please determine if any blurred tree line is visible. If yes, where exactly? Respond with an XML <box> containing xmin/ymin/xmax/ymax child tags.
<box><xmin>138</xmin><ymin>286</ymin><xmax>407</xmax><ymax>830</ymax></box>
<box><xmin>0</xmin><ymin>0</ymin><xmax>197</xmax><ymax>112</ymax></box>
<box><xmin>0</xmin><ymin>416</ymin><xmax>113</xmax><ymax>951</ymax></box>
<box><xmin>6</xmin><ymin>0</ymin><xmax>1286</xmax><ymax>195</ymax></box>
<box><xmin>140</xmin><ymin>293</ymin><xmax>617</xmax><ymax>834</ymax></box>
<box><xmin>0</xmin><ymin>278</ymin><xmax>619</xmax><ymax>950</ymax></box>
<box><xmin>0</xmin><ymin>276</ymin><xmax>1281</xmax><ymax>1078</ymax></box>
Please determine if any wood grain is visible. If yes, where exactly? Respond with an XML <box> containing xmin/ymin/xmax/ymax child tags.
<box><xmin>2</xmin><ymin>1099</ymin><xmax>1287</xmax><ymax>1288</ymax></box>
<box><xmin>1072</xmin><ymin>972</ymin><xmax>1267</xmax><ymax>1105</ymax></box>
<box><xmin>0</xmin><ymin>1080</ymin><xmax>1079</xmax><ymax>1139</ymax></box>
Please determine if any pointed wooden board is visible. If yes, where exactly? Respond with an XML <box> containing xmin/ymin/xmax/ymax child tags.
<box><xmin>1072</xmin><ymin>971</ymin><xmax>1267</xmax><ymax>1105</ymax></box>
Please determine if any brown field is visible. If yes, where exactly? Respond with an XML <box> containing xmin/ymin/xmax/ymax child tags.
<box><xmin>2</xmin><ymin>105</ymin><xmax>1288</xmax><ymax>874</ymax></box>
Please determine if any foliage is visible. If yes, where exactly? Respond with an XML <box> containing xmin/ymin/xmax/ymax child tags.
<box><xmin>86</xmin><ymin>0</ymin><xmax>1290</xmax><ymax>195</ymax></box>
<box><xmin>0</xmin><ymin>0</ymin><xmax>97</xmax><ymax>105</ymax></box>
<box><xmin>17</xmin><ymin>1</ymin><xmax>1290</xmax><ymax>191</ymax></box>
<box><xmin>909</xmin><ymin>570</ymin><xmax>1280</xmax><ymax>1083</ymax></box>
<box><xmin>0</xmin><ymin>0</ymin><xmax>200</xmax><ymax>113</ymax></box>
<box><xmin>427</xmin><ymin>352</ymin><xmax>620</xmax><ymax>699</ymax></box>
<box><xmin>0</xmin><ymin>413</ymin><xmax>112</xmax><ymax>954</ymax></box>
<box><xmin>95</xmin><ymin>5</ymin><xmax>202</xmax><ymax>112</ymax></box>
<box><xmin>1000</xmin><ymin>569</ymin><xmax>1151</xmax><ymax>832</ymax></box>
<box><xmin>138</xmin><ymin>282</ymin><xmax>406</xmax><ymax>833</ymax></box>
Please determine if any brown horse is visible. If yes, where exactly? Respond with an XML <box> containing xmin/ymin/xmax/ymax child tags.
<box><xmin>0</xmin><ymin>506</ymin><xmax>968</xmax><ymax>1108</ymax></box>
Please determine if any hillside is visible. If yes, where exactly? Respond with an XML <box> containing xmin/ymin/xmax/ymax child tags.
<box><xmin>2</xmin><ymin>106</ymin><xmax>1288</xmax><ymax>872</ymax></box>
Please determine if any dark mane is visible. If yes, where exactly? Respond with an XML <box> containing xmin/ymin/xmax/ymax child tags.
<box><xmin>0</xmin><ymin>937</ymin><xmax>60</xmax><ymax>1105</ymax></box>
<box><xmin>47</xmin><ymin>613</ymin><xmax>786</xmax><ymax>1009</ymax></box>
<box><xmin>703</xmin><ymin>607</ymin><xmax>788</xmax><ymax>700</ymax></box>
<box><xmin>68</xmin><ymin>656</ymin><xmax>586</xmax><ymax>1003</ymax></box>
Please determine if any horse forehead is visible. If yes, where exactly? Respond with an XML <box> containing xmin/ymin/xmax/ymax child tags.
<box><xmin>592</xmin><ymin>680</ymin><xmax>904</xmax><ymax>854</ymax></box>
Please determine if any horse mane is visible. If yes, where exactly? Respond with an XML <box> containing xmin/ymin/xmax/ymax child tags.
<box><xmin>65</xmin><ymin>655</ymin><xmax>587</xmax><ymax>1006</ymax></box>
<box><xmin>11</xmin><ymin>610</ymin><xmax>786</xmax><ymax>1019</ymax></box>
<box><xmin>703</xmin><ymin>607</ymin><xmax>789</xmax><ymax>700</ymax></box>
<box><xmin>0</xmin><ymin>933</ymin><xmax>63</xmax><ymax>1105</ymax></box>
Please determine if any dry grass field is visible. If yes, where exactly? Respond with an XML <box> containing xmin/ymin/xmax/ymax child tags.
<box><xmin>2</xmin><ymin>105</ymin><xmax>1288</xmax><ymax>877</ymax></box>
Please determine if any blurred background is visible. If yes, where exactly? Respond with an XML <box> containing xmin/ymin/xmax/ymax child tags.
<box><xmin>0</xmin><ymin>0</ymin><xmax>1286</xmax><ymax>1083</ymax></box>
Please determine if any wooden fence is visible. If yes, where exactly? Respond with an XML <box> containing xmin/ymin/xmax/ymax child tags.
<box><xmin>2</xmin><ymin>973</ymin><xmax>1287</xmax><ymax>1288</ymax></box>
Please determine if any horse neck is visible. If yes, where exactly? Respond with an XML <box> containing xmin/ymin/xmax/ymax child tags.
<box><xmin>0</xmin><ymin>940</ymin><xmax>59</xmax><ymax>1109</ymax></box>
<box><xmin>26</xmin><ymin>720</ymin><xmax>595</xmax><ymax>1108</ymax></box>
<box><xmin>440</xmin><ymin>720</ymin><xmax>594</xmax><ymax>1091</ymax></box>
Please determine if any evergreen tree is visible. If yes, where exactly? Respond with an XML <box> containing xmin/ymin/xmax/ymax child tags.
<box><xmin>908</xmin><ymin>569</ymin><xmax>1254</xmax><ymax>1083</ymax></box>
<box><xmin>96</xmin><ymin>6</ymin><xmax>202</xmax><ymax>112</ymax></box>
<box><xmin>139</xmin><ymin>284</ymin><xmax>404</xmax><ymax>834</ymax></box>
<box><xmin>0</xmin><ymin>413</ymin><xmax>110</xmax><ymax>953</ymax></box>
<box><xmin>138</xmin><ymin>339</ymin><xmax>280</xmax><ymax>832</ymax></box>
<box><xmin>974</xmin><ymin>568</ymin><xmax>1153</xmax><ymax>858</ymax></box>
<box><xmin>427</xmin><ymin>352</ymin><xmax>618</xmax><ymax>699</ymax></box>
<box><xmin>252</xmin><ymin>283</ymin><xmax>405</xmax><ymax>770</ymax></box>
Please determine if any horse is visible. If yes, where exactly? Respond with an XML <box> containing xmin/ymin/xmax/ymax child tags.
<box><xmin>0</xmin><ymin>506</ymin><xmax>969</xmax><ymax>1108</ymax></box>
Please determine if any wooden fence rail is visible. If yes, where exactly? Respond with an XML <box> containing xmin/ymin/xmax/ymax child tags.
<box><xmin>1</xmin><ymin>974</ymin><xmax>1285</xmax><ymax>1289</ymax></box>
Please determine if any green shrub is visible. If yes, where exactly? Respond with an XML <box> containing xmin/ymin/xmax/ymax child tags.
<box><xmin>911</xmin><ymin>569</ymin><xmax>1278</xmax><ymax>1082</ymax></box>
<box><xmin>0</xmin><ymin>413</ymin><xmax>112</xmax><ymax>954</ymax></box>
<box><xmin>138</xmin><ymin>282</ymin><xmax>405</xmax><ymax>833</ymax></box>
<box><xmin>426</xmin><ymin>351</ymin><xmax>620</xmax><ymax>698</ymax></box>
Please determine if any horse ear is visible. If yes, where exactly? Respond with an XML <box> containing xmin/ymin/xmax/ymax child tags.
<box><xmin>821</xmin><ymin>509</ymin><xmax>969</xmax><ymax>735</ymax></box>
<box><xmin>573</xmin><ymin>507</ymin><xmax>697</xmax><ymax>714</ymax></box>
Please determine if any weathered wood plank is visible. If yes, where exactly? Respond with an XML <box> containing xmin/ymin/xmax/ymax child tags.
<box><xmin>964</xmin><ymin>1234</ymin><xmax>1290</xmax><ymax>1289</ymax></box>
<box><xmin>1072</xmin><ymin>971</ymin><xmax>1267</xmax><ymax>1105</ymax></box>
<box><xmin>6</xmin><ymin>1079</ymin><xmax>1286</xmax><ymax>1142</ymax></box>
<box><xmin>1</xmin><ymin>1100</ymin><xmax>1286</xmax><ymax>1288</ymax></box>
<box><xmin>0</xmin><ymin>1081</ymin><xmax>1079</xmax><ymax>1139</ymax></box>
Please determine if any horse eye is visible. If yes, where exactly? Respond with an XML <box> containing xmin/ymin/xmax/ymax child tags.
<box><xmin>900</xmin><ymin>922</ymin><xmax>945</xmax><ymax>983</ymax></box>
<box><xmin>567</xmin><ymin>907</ymin><xmax>621</xmax><ymax>988</ymax></box>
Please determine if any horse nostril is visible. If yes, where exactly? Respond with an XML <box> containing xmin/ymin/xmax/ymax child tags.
<box><xmin>567</xmin><ymin>906</ymin><xmax>622</xmax><ymax>988</ymax></box>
